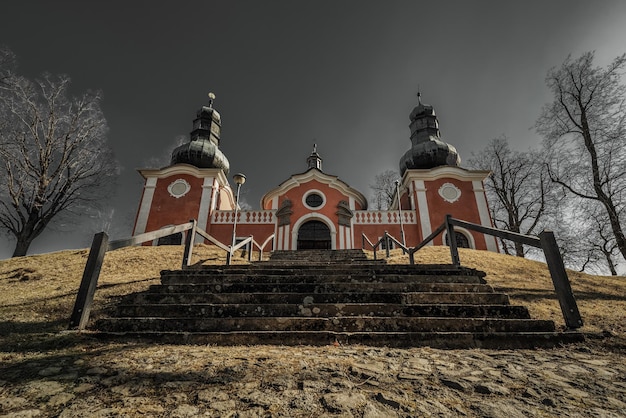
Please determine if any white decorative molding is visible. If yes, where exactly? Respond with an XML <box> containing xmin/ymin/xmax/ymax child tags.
<box><xmin>352</xmin><ymin>211</ymin><xmax>417</xmax><ymax>224</ymax></box>
<box><xmin>261</xmin><ymin>169</ymin><xmax>368</xmax><ymax>210</ymax></box>
<box><xmin>473</xmin><ymin>180</ymin><xmax>498</xmax><ymax>252</ymax></box>
<box><xmin>212</xmin><ymin>210</ymin><xmax>276</xmax><ymax>224</ymax></box>
<box><xmin>167</xmin><ymin>178</ymin><xmax>191</xmax><ymax>198</ymax></box>
<box><xmin>133</xmin><ymin>177</ymin><xmax>157</xmax><ymax>235</ymax></box>
<box><xmin>438</xmin><ymin>182</ymin><xmax>461</xmax><ymax>203</ymax></box>
<box><xmin>413</xmin><ymin>180</ymin><xmax>433</xmax><ymax>241</ymax></box>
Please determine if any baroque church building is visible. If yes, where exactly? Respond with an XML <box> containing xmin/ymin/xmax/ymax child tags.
<box><xmin>132</xmin><ymin>94</ymin><xmax>498</xmax><ymax>252</ymax></box>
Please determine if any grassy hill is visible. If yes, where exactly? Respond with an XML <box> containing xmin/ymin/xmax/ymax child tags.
<box><xmin>0</xmin><ymin>244</ymin><xmax>624</xmax><ymax>348</ymax></box>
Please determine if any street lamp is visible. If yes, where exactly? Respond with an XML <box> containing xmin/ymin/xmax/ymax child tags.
<box><xmin>229</xmin><ymin>173</ymin><xmax>246</xmax><ymax>264</ymax></box>
<box><xmin>395</xmin><ymin>180</ymin><xmax>406</xmax><ymax>246</ymax></box>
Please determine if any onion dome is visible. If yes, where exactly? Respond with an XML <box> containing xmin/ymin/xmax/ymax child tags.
<box><xmin>170</xmin><ymin>93</ymin><xmax>230</xmax><ymax>175</ymax></box>
<box><xmin>399</xmin><ymin>93</ymin><xmax>460</xmax><ymax>176</ymax></box>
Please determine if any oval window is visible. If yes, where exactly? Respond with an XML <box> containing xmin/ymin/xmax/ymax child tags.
<box><xmin>305</xmin><ymin>193</ymin><xmax>323</xmax><ymax>208</ymax></box>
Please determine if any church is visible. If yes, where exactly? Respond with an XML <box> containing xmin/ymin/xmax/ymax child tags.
<box><xmin>132</xmin><ymin>94</ymin><xmax>498</xmax><ymax>253</ymax></box>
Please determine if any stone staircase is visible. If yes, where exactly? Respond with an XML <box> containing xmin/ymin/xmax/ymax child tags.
<box><xmin>95</xmin><ymin>249</ymin><xmax>583</xmax><ymax>348</ymax></box>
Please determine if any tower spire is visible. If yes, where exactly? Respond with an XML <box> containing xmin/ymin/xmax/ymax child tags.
<box><xmin>307</xmin><ymin>143</ymin><xmax>323</xmax><ymax>171</ymax></box>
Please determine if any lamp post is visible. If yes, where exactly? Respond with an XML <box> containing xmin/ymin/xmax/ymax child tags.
<box><xmin>395</xmin><ymin>180</ymin><xmax>406</xmax><ymax>246</ymax></box>
<box><xmin>229</xmin><ymin>173</ymin><xmax>246</xmax><ymax>265</ymax></box>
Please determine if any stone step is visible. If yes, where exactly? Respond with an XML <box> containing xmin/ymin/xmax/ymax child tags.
<box><xmin>97</xmin><ymin>317</ymin><xmax>555</xmax><ymax>333</ymax></box>
<box><xmin>148</xmin><ymin>282</ymin><xmax>496</xmax><ymax>294</ymax></box>
<box><xmin>187</xmin><ymin>265</ymin><xmax>483</xmax><ymax>275</ymax></box>
<box><xmin>125</xmin><ymin>292</ymin><xmax>510</xmax><ymax>305</ymax></box>
<box><xmin>161</xmin><ymin>273</ymin><xmax>486</xmax><ymax>285</ymax></box>
<box><xmin>93</xmin><ymin>330</ymin><xmax>584</xmax><ymax>349</ymax></box>
<box><xmin>269</xmin><ymin>250</ymin><xmax>370</xmax><ymax>261</ymax></box>
<box><xmin>112</xmin><ymin>303</ymin><xmax>532</xmax><ymax>319</ymax></box>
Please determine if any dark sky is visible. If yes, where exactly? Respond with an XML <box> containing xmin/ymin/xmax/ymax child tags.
<box><xmin>1</xmin><ymin>0</ymin><xmax>626</xmax><ymax>258</ymax></box>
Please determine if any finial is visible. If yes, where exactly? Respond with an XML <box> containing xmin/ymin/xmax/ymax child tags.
<box><xmin>208</xmin><ymin>92</ymin><xmax>216</xmax><ymax>108</ymax></box>
<box><xmin>313</xmin><ymin>143</ymin><xmax>317</xmax><ymax>153</ymax></box>
<box><xmin>417</xmin><ymin>86</ymin><xmax>422</xmax><ymax>104</ymax></box>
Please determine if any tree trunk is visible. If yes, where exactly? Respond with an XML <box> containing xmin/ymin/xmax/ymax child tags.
<box><xmin>603</xmin><ymin>250</ymin><xmax>618</xmax><ymax>276</ymax></box>
<box><xmin>11</xmin><ymin>218</ymin><xmax>39</xmax><ymax>257</ymax></box>
<box><xmin>12</xmin><ymin>235</ymin><xmax>33</xmax><ymax>257</ymax></box>
<box><xmin>579</xmin><ymin>108</ymin><xmax>626</xmax><ymax>261</ymax></box>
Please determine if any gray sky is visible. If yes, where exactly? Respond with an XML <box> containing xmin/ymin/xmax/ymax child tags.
<box><xmin>1</xmin><ymin>0</ymin><xmax>626</xmax><ymax>258</ymax></box>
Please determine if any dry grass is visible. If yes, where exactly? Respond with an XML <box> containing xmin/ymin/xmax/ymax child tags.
<box><xmin>0</xmin><ymin>245</ymin><xmax>624</xmax><ymax>347</ymax></box>
<box><xmin>383</xmin><ymin>247</ymin><xmax>625</xmax><ymax>336</ymax></box>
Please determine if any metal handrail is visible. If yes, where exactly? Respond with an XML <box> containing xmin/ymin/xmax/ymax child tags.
<box><xmin>407</xmin><ymin>214</ymin><xmax>582</xmax><ymax>329</ymax></box>
<box><xmin>362</xmin><ymin>231</ymin><xmax>408</xmax><ymax>260</ymax></box>
<box><xmin>69</xmin><ymin>219</ymin><xmax>274</xmax><ymax>330</ymax></box>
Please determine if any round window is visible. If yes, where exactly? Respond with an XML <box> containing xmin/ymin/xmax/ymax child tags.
<box><xmin>168</xmin><ymin>179</ymin><xmax>191</xmax><ymax>198</ymax></box>
<box><xmin>438</xmin><ymin>183</ymin><xmax>461</xmax><ymax>203</ymax></box>
<box><xmin>305</xmin><ymin>193</ymin><xmax>323</xmax><ymax>208</ymax></box>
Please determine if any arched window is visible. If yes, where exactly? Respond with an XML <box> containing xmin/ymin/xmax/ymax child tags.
<box><xmin>157</xmin><ymin>232</ymin><xmax>183</xmax><ymax>245</ymax></box>
<box><xmin>445</xmin><ymin>231</ymin><xmax>471</xmax><ymax>249</ymax></box>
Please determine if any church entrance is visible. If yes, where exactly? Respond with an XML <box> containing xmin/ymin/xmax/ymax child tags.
<box><xmin>297</xmin><ymin>220</ymin><xmax>331</xmax><ymax>250</ymax></box>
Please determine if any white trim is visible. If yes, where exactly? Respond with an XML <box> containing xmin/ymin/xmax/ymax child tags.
<box><xmin>196</xmin><ymin>177</ymin><xmax>215</xmax><ymax>241</ymax></box>
<box><xmin>339</xmin><ymin>225</ymin><xmax>345</xmax><ymax>249</ymax></box>
<box><xmin>473</xmin><ymin>180</ymin><xmax>498</xmax><ymax>252</ymax></box>
<box><xmin>291</xmin><ymin>213</ymin><xmax>337</xmax><ymax>250</ymax></box>
<box><xmin>414</xmin><ymin>180</ymin><xmax>432</xmax><ymax>244</ymax></box>
<box><xmin>261</xmin><ymin>169</ymin><xmax>368</xmax><ymax>210</ymax></box>
<box><xmin>133</xmin><ymin>177</ymin><xmax>157</xmax><ymax>235</ymax></box>
<box><xmin>283</xmin><ymin>225</ymin><xmax>290</xmax><ymax>250</ymax></box>
<box><xmin>138</xmin><ymin>164</ymin><xmax>229</xmax><ymax>183</ymax></box>
<box><xmin>403</xmin><ymin>166</ymin><xmax>490</xmax><ymax>182</ymax></box>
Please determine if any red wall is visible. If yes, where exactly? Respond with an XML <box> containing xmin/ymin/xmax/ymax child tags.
<box><xmin>144</xmin><ymin>174</ymin><xmax>204</xmax><ymax>232</ymax></box>
<box><xmin>424</xmin><ymin>178</ymin><xmax>487</xmax><ymax>249</ymax></box>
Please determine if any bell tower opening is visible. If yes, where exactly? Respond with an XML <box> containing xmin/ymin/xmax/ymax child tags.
<box><xmin>297</xmin><ymin>220</ymin><xmax>331</xmax><ymax>250</ymax></box>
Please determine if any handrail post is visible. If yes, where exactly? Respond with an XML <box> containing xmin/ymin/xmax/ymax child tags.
<box><xmin>181</xmin><ymin>220</ymin><xmax>197</xmax><ymax>269</ymax></box>
<box><xmin>539</xmin><ymin>230</ymin><xmax>583</xmax><ymax>329</ymax></box>
<box><xmin>69</xmin><ymin>231</ymin><xmax>109</xmax><ymax>330</ymax></box>
<box><xmin>409</xmin><ymin>249</ymin><xmax>415</xmax><ymax>265</ymax></box>
<box><xmin>248</xmin><ymin>236</ymin><xmax>253</xmax><ymax>262</ymax></box>
<box><xmin>445</xmin><ymin>215</ymin><xmax>460</xmax><ymax>267</ymax></box>
<box><xmin>385</xmin><ymin>231</ymin><xmax>390</xmax><ymax>257</ymax></box>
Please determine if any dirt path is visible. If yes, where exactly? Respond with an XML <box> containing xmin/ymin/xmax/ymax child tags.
<box><xmin>1</xmin><ymin>335</ymin><xmax>625</xmax><ymax>417</ymax></box>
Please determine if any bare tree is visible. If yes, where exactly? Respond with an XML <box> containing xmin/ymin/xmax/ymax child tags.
<box><xmin>0</xmin><ymin>53</ymin><xmax>118</xmax><ymax>257</ymax></box>
<box><xmin>0</xmin><ymin>46</ymin><xmax>16</xmax><ymax>86</ymax></box>
<box><xmin>536</xmin><ymin>51</ymin><xmax>626</xmax><ymax>260</ymax></box>
<box><xmin>369</xmin><ymin>169</ymin><xmax>399</xmax><ymax>210</ymax></box>
<box><xmin>468</xmin><ymin>136</ymin><xmax>551</xmax><ymax>257</ymax></box>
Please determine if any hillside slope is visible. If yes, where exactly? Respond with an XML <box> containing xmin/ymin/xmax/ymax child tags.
<box><xmin>0</xmin><ymin>244</ymin><xmax>623</xmax><ymax>339</ymax></box>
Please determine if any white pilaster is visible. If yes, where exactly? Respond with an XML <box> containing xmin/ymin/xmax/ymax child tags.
<box><xmin>473</xmin><ymin>180</ymin><xmax>498</xmax><ymax>252</ymax></box>
<box><xmin>339</xmin><ymin>225</ymin><xmax>345</xmax><ymax>249</ymax></box>
<box><xmin>196</xmin><ymin>176</ymin><xmax>215</xmax><ymax>242</ymax></box>
<box><xmin>133</xmin><ymin>177</ymin><xmax>157</xmax><ymax>235</ymax></box>
<box><xmin>414</xmin><ymin>180</ymin><xmax>432</xmax><ymax>244</ymax></box>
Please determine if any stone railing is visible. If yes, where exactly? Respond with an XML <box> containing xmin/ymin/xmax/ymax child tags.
<box><xmin>353</xmin><ymin>211</ymin><xmax>416</xmax><ymax>224</ymax></box>
<box><xmin>212</xmin><ymin>210</ymin><xmax>276</xmax><ymax>224</ymax></box>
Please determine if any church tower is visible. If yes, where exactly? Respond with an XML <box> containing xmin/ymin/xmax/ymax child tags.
<box><xmin>132</xmin><ymin>94</ymin><xmax>236</xmax><ymax>243</ymax></box>
<box><xmin>396</xmin><ymin>93</ymin><xmax>497</xmax><ymax>251</ymax></box>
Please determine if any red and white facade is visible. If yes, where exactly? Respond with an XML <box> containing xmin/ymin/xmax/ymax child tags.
<box><xmin>132</xmin><ymin>97</ymin><xmax>498</xmax><ymax>252</ymax></box>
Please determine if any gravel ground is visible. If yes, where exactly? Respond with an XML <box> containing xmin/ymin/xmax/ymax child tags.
<box><xmin>1</xmin><ymin>335</ymin><xmax>625</xmax><ymax>417</ymax></box>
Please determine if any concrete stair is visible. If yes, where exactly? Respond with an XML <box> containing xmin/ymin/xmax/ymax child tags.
<box><xmin>95</xmin><ymin>249</ymin><xmax>583</xmax><ymax>348</ymax></box>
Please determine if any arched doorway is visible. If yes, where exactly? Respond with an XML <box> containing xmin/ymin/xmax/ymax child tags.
<box><xmin>297</xmin><ymin>220</ymin><xmax>331</xmax><ymax>250</ymax></box>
